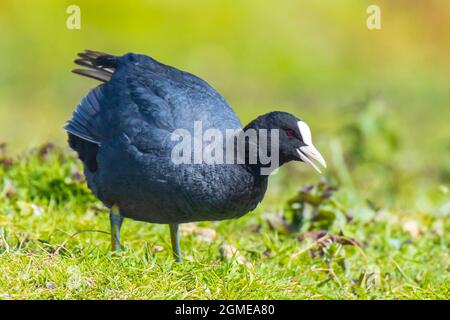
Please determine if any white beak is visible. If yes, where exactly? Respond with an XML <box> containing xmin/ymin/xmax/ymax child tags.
<box><xmin>296</xmin><ymin>145</ymin><xmax>327</xmax><ymax>174</ymax></box>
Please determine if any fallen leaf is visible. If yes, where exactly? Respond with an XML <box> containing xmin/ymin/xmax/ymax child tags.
<box><xmin>220</xmin><ymin>243</ymin><xmax>251</xmax><ymax>267</ymax></box>
<box><xmin>245</xmin><ymin>224</ymin><xmax>261</xmax><ymax>233</ymax></box>
<box><xmin>152</xmin><ymin>245</ymin><xmax>164</xmax><ymax>252</ymax></box>
<box><xmin>181</xmin><ymin>223</ymin><xmax>217</xmax><ymax>242</ymax></box>
<box><xmin>265</xmin><ymin>213</ymin><xmax>295</xmax><ymax>234</ymax></box>
<box><xmin>402</xmin><ymin>220</ymin><xmax>421</xmax><ymax>238</ymax></box>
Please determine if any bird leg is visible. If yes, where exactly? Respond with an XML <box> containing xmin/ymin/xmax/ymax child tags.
<box><xmin>169</xmin><ymin>224</ymin><xmax>182</xmax><ymax>263</ymax></box>
<box><xmin>110</xmin><ymin>205</ymin><xmax>124</xmax><ymax>254</ymax></box>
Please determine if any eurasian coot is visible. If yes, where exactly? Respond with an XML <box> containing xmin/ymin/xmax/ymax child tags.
<box><xmin>65</xmin><ymin>50</ymin><xmax>326</xmax><ymax>262</ymax></box>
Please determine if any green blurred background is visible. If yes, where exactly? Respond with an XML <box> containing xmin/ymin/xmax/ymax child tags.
<box><xmin>0</xmin><ymin>0</ymin><xmax>449</xmax><ymax>209</ymax></box>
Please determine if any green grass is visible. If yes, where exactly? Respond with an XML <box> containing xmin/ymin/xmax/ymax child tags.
<box><xmin>0</xmin><ymin>1</ymin><xmax>449</xmax><ymax>300</ymax></box>
<box><xmin>0</xmin><ymin>145</ymin><xmax>448</xmax><ymax>300</ymax></box>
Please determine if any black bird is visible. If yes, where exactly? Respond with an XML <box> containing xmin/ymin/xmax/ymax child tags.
<box><xmin>65</xmin><ymin>50</ymin><xmax>326</xmax><ymax>262</ymax></box>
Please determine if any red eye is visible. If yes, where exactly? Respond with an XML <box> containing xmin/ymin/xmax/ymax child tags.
<box><xmin>286</xmin><ymin>130</ymin><xmax>295</xmax><ymax>137</ymax></box>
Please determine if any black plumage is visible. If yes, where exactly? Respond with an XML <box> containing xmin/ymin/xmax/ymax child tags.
<box><xmin>66</xmin><ymin>50</ymin><xmax>326</xmax><ymax>261</ymax></box>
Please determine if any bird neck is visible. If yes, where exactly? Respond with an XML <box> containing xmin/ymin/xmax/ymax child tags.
<box><xmin>240</xmin><ymin>115</ymin><xmax>282</xmax><ymax>176</ymax></box>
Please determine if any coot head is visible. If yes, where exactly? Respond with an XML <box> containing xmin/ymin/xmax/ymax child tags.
<box><xmin>246</xmin><ymin>111</ymin><xmax>327</xmax><ymax>173</ymax></box>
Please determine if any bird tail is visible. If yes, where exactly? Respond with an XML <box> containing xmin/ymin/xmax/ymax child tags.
<box><xmin>65</xmin><ymin>50</ymin><xmax>117</xmax><ymax>145</ymax></box>
<box><xmin>72</xmin><ymin>50</ymin><xmax>118</xmax><ymax>82</ymax></box>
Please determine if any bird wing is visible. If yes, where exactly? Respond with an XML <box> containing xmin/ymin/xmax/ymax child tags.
<box><xmin>65</xmin><ymin>50</ymin><xmax>242</xmax><ymax>153</ymax></box>
<box><xmin>114</xmin><ymin>52</ymin><xmax>242</xmax><ymax>132</ymax></box>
